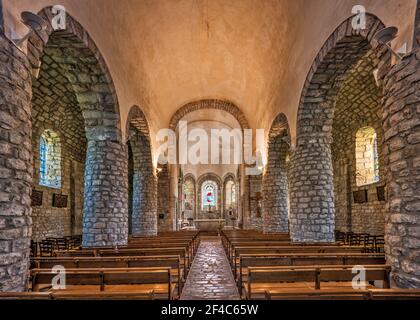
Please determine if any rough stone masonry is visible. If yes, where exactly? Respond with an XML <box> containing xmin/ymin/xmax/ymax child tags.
<box><xmin>0</xmin><ymin>33</ymin><xmax>32</xmax><ymax>291</ymax></box>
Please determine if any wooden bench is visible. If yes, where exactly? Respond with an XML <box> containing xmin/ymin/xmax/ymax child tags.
<box><xmin>237</xmin><ymin>253</ymin><xmax>386</xmax><ymax>295</ymax></box>
<box><xmin>231</xmin><ymin>246</ymin><xmax>367</xmax><ymax>271</ymax></box>
<box><xmin>244</xmin><ymin>265</ymin><xmax>391</xmax><ymax>299</ymax></box>
<box><xmin>264</xmin><ymin>288</ymin><xmax>420</xmax><ymax>300</ymax></box>
<box><xmin>226</xmin><ymin>241</ymin><xmax>345</xmax><ymax>262</ymax></box>
<box><xmin>86</xmin><ymin>242</ymin><xmax>194</xmax><ymax>266</ymax></box>
<box><xmin>31</xmin><ymin>255</ymin><xmax>183</xmax><ymax>297</ymax></box>
<box><xmin>30</xmin><ymin>267</ymin><xmax>176</xmax><ymax>300</ymax></box>
<box><xmin>0</xmin><ymin>291</ymin><xmax>156</xmax><ymax>300</ymax></box>
<box><xmin>55</xmin><ymin>247</ymin><xmax>189</xmax><ymax>276</ymax></box>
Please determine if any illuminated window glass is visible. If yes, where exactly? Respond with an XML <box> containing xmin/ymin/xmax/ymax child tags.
<box><xmin>201</xmin><ymin>180</ymin><xmax>217</xmax><ymax>209</ymax></box>
<box><xmin>355</xmin><ymin>127</ymin><xmax>379</xmax><ymax>186</ymax></box>
<box><xmin>39</xmin><ymin>130</ymin><xmax>61</xmax><ymax>189</ymax></box>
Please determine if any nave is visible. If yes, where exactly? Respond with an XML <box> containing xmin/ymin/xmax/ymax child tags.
<box><xmin>1</xmin><ymin>230</ymin><xmax>420</xmax><ymax>300</ymax></box>
<box><xmin>0</xmin><ymin>0</ymin><xmax>419</xmax><ymax>302</ymax></box>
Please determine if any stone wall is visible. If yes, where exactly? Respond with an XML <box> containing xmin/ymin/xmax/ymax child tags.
<box><xmin>262</xmin><ymin>136</ymin><xmax>289</xmax><ymax>233</ymax></box>
<box><xmin>157</xmin><ymin>164</ymin><xmax>171</xmax><ymax>232</ymax></box>
<box><xmin>331</xmin><ymin>50</ymin><xmax>386</xmax><ymax>236</ymax></box>
<box><xmin>82</xmin><ymin>140</ymin><xmax>128</xmax><ymax>246</ymax></box>
<box><xmin>243</xmin><ymin>174</ymin><xmax>263</xmax><ymax>231</ymax></box>
<box><xmin>31</xmin><ymin>156</ymin><xmax>84</xmax><ymax>241</ymax></box>
<box><xmin>382</xmin><ymin>48</ymin><xmax>420</xmax><ymax>288</ymax></box>
<box><xmin>289</xmin><ymin>136</ymin><xmax>335</xmax><ymax>242</ymax></box>
<box><xmin>0</xmin><ymin>33</ymin><xmax>32</xmax><ymax>292</ymax></box>
<box><xmin>129</xmin><ymin>131</ymin><xmax>157</xmax><ymax>236</ymax></box>
<box><xmin>127</xmin><ymin>142</ymin><xmax>133</xmax><ymax>234</ymax></box>
<box><xmin>290</xmin><ymin>15</ymin><xmax>390</xmax><ymax>243</ymax></box>
<box><xmin>30</xmin><ymin>47</ymin><xmax>87</xmax><ymax>240</ymax></box>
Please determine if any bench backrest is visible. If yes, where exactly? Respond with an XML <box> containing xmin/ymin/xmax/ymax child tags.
<box><xmin>31</xmin><ymin>255</ymin><xmax>181</xmax><ymax>270</ymax></box>
<box><xmin>247</xmin><ymin>265</ymin><xmax>391</xmax><ymax>292</ymax></box>
<box><xmin>31</xmin><ymin>267</ymin><xmax>172</xmax><ymax>298</ymax></box>
<box><xmin>0</xmin><ymin>291</ymin><xmax>155</xmax><ymax>300</ymax></box>
<box><xmin>240</xmin><ymin>254</ymin><xmax>385</xmax><ymax>268</ymax></box>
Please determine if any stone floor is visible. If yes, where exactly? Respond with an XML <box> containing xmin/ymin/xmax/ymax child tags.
<box><xmin>180</xmin><ymin>236</ymin><xmax>240</xmax><ymax>300</ymax></box>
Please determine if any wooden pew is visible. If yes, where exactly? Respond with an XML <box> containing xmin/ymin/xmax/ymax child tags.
<box><xmin>265</xmin><ymin>288</ymin><xmax>371</xmax><ymax>300</ymax></box>
<box><xmin>264</xmin><ymin>288</ymin><xmax>420</xmax><ymax>300</ymax></box>
<box><xmin>131</xmin><ymin>231</ymin><xmax>200</xmax><ymax>253</ymax></box>
<box><xmin>237</xmin><ymin>253</ymin><xmax>386</xmax><ymax>295</ymax></box>
<box><xmin>221</xmin><ymin>231</ymin><xmax>290</xmax><ymax>254</ymax></box>
<box><xmin>55</xmin><ymin>247</ymin><xmax>189</xmax><ymax>276</ymax></box>
<box><xmin>31</xmin><ymin>255</ymin><xmax>183</xmax><ymax>297</ymax></box>
<box><xmin>244</xmin><ymin>265</ymin><xmax>391</xmax><ymax>299</ymax></box>
<box><xmin>226</xmin><ymin>241</ymin><xmax>343</xmax><ymax>262</ymax></box>
<box><xmin>31</xmin><ymin>267</ymin><xmax>176</xmax><ymax>300</ymax></box>
<box><xmin>231</xmin><ymin>246</ymin><xmax>367</xmax><ymax>271</ymax></box>
<box><xmin>0</xmin><ymin>291</ymin><xmax>156</xmax><ymax>300</ymax></box>
<box><xmin>86</xmin><ymin>242</ymin><xmax>194</xmax><ymax>267</ymax></box>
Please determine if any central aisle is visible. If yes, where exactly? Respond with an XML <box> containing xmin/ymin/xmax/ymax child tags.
<box><xmin>180</xmin><ymin>236</ymin><xmax>240</xmax><ymax>300</ymax></box>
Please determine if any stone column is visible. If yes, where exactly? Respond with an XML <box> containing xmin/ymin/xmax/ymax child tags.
<box><xmin>382</xmin><ymin>48</ymin><xmax>420</xmax><ymax>288</ymax></box>
<box><xmin>0</xmin><ymin>34</ymin><xmax>32</xmax><ymax>291</ymax></box>
<box><xmin>262</xmin><ymin>141</ymin><xmax>289</xmax><ymax>233</ymax></box>
<box><xmin>289</xmin><ymin>134</ymin><xmax>335</xmax><ymax>242</ymax></box>
<box><xmin>157</xmin><ymin>165</ymin><xmax>171</xmax><ymax>232</ymax></box>
<box><xmin>131</xmin><ymin>170</ymin><xmax>157</xmax><ymax>236</ymax></box>
<box><xmin>243</xmin><ymin>174</ymin><xmax>263</xmax><ymax>231</ymax></box>
<box><xmin>82</xmin><ymin>139</ymin><xmax>128</xmax><ymax>247</ymax></box>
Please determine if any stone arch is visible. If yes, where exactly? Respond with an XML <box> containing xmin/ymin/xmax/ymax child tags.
<box><xmin>26</xmin><ymin>7</ymin><xmax>128</xmax><ymax>247</ymax></box>
<box><xmin>28</xmin><ymin>6</ymin><xmax>122</xmax><ymax>142</ymax></box>
<box><xmin>125</xmin><ymin>105</ymin><xmax>151</xmax><ymax>141</ymax></box>
<box><xmin>169</xmin><ymin>99</ymin><xmax>250</xmax><ymax>131</ymax></box>
<box><xmin>126</xmin><ymin>105</ymin><xmax>157</xmax><ymax>236</ymax></box>
<box><xmin>290</xmin><ymin>13</ymin><xmax>391</xmax><ymax>242</ymax></box>
<box><xmin>169</xmin><ymin>99</ymin><xmax>250</xmax><ymax>227</ymax></box>
<box><xmin>197</xmin><ymin>173</ymin><xmax>222</xmax><ymax>219</ymax></box>
<box><xmin>262</xmin><ymin>113</ymin><xmax>291</xmax><ymax>233</ymax></box>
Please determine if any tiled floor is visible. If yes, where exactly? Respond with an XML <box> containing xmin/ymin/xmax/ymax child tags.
<box><xmin>180</xmin><ymin>236</ymin><xmax>240</xmax><ymax>300</ymax></box>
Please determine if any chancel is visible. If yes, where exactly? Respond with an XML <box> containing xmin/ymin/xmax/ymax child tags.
<box><xmin>0</xmin><ymin>0</ymin><xmax>419</xmax><ymax>301</ymax></box>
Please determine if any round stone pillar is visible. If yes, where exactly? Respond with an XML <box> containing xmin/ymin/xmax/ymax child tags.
<box><xmin>262</xmin><ymin>141</ymin><xmax>289</xmax><ymax>233</ymax></box>
<box><xmin>382</xmin><ymin>49</ymin><xmax>420</xmax><ymax>288</ymax></box>
<box><xmin>289</xmin><ymin>136</ymin><xmax>335</xmax><ymax>242</ymax></box>
<box><xmin>0</xmin><ymin>35</ymin><xmax>32</xmax><ymax>291</ymax></box>
<box><xmin>82</xmin><ymin>139</ymin><xmax>129</xmax><ymax>247</ymax></box>
<box><xmin>131</xmin><ymin>170</ymin><xmax>157</xmax><ymax>236</ymax></box>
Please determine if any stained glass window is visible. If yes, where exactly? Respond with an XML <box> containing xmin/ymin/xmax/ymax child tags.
<box><xmin>201</xmin><ymin>180</ymin><xmax>217</xmax><ymax>209</ymax></box>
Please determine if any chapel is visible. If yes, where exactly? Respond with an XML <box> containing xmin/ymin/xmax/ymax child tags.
<box><xmin>0</xmin><ymin>0</ymin><xmax>419</xmax><ymax>300</ymax></box>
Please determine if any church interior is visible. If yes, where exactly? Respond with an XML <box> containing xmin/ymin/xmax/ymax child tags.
<box><xmin>0</xmin><ymin>0</ymin><xmax>419</xmax><ymax>301</ymax></box>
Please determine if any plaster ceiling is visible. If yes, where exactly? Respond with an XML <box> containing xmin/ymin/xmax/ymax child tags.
<box><xmin>2</xmin><ymin>0</ymin><xmax>417</xmax><ymax>154</ymax></box>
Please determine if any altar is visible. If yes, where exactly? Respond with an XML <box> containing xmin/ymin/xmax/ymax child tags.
<box><xmin>194</xmin><ymin>219</ymin><xmax>225</xmax><ymax>231</ymax></box>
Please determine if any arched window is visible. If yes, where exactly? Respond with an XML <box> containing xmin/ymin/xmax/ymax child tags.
<box><xmin>355</xmin><ymin>127</ymin><xmax>379</xmax><ymax>186</ymax></box>
<box><xmin>183</xmin><ymin>179</ymin><xmax>195</xmax><ymax>211</ymax></box>
<box><xmin>225</xmin><ymin>180</ymin><xmax>236</xmax><ymax>209</ymax></box>
<box><xmin>201</xmin><ymin>180</ymin><xmax>217</xmax><ymax>210</ymax></box>
<box><xmin>39</xmin><ymin>130</ymin><xmax>61</xmax><ymax>188</ymax></box>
